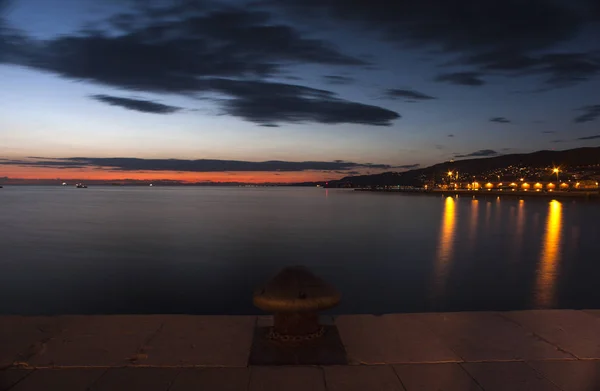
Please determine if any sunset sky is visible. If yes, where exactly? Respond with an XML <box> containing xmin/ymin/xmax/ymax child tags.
<box><xmin>1</xmin><ymin>0</ymin><xmax>599</xmax><ymax>183</ymax></box>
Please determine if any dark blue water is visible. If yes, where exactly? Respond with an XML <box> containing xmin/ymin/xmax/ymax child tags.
<box><xmin>1</xmin><ymin>186</ymin><xmax>599</xmax><ymax>315</ymax></box>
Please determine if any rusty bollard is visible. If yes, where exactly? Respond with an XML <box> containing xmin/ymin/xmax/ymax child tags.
<box><xmin>253</xmin><ymin>266</ymin><xmax>341</xmax><ymax>342</ymax></box>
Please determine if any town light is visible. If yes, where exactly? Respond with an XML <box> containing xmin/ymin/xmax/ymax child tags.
<box><xmin>553</xmin><ymin>167</ymin><xmax>560</xmax><ymax>182</ymax></box>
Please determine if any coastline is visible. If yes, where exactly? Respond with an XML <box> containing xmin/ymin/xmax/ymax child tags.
<box><xmin>355</xmin><ymin>188</ymin><xmax>600</xmax><ymax>200</ymax></box>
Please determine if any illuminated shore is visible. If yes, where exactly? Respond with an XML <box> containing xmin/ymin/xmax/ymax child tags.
<box><xmin>356</xmin><ymin>188</ymin><xmax>600</xmax><ymax>199</ymax></box>
<box><xmin>2</xmin><ymin>310</ymin><xmax>600</xmax><ymax>390</ymax></box>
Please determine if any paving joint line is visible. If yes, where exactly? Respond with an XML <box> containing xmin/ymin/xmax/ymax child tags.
<box><xmin>495</xmin><ymin>312</ymin><xmax>579</xmax><ymax>359</ymax></box>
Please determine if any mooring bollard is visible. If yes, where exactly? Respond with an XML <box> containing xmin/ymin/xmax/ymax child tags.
<box><xmin>253</xmin><ymin>265</ymin><xmax>340</xmax><ymax>342</ymax></box>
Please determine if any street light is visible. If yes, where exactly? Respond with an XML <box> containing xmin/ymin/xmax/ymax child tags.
<box><xmin>552</xmin><ymin>168</ymin><xmax>560</xmax><ymax>182</ymax></box>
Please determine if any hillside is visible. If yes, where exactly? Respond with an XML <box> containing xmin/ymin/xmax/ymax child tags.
<box><xmin>327</xmin><ymin>146</ymin><xmax>600</xmax><ymax>187</ymax></box>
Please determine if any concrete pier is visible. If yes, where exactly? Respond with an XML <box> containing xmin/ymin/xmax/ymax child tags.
<box><xmin>2</xmin><ymin>310</ymin><xmax>600</xmax><ymax>390</ymax></box>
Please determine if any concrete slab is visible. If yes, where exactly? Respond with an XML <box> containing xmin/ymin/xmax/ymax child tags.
<box><xmin>249</xmin><ymin>366</ymin><xmax>326</xmax><ymax>391</ymax></box>
<box><xmin>324</xmin><ymin>365</ymin><xmax>404</xmax><ymax>391</ymax></box>
<box><xmin>170</xmin><ymin>368</ymin><xmax>250</xmax><ymax>391</ymax></box>
<box><xmin>0</xmin><ymin>317</ymin><xmax>64</xmax><ymax>367</ymax></box>
<box><xmin>461</xmin><ymin>362</ymin><xmax>560</xmax><ymax>391</ymax></box>
<box><xmin>9</xmin><ymin>368</ymin><xmax>106</xmax><ymax>391</ymax></box>
<box><xmin>393</xmin><ymin>363</ymin><xmax>482</xmax><ymax>391</ymax></box>
<box><xmin>140</xmin><ymin>316</ymin><xmax>255</xmax><ymax>366</ymax></box>
<box><xmin>583</xmin><ymin>310</ymin><xmax>600</xmax><ymax>319</ymax></box>
<box><xmin>0</xmin><ymin>369</ymin><xmax>32</xmax><ymax>391</ymax></box>
<box><xmin>335</xmin><ymin>315</ymin><xmax>461</xmax><ymax>364</ymax></box>
<box><xmin>504</xmin><ymin>310</ymin><xmax>600</xmax><ymax>359</ymax></box>
<box><xmin>528</xmin><ymin>360</ymin><xmax>600</xmax><ymax>391</ymax></box>
<box><xmin>89</xmin><ymin>367</ymin><xmax>180</xmax><ymax>391</ymax></box>
<box><xmin>28</xmin><ymin>316</ymin><xmax>163</xmax><ymax>367</ymax></box>
<box><xmin>414</xmin><ymin>312</ymin><xmax>571</xmax><ymax>361</ymax></box>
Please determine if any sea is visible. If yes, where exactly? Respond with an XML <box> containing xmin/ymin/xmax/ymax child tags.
<box><xmin>1</xmin><ymin>186</ymin><xmax>599</xmax><ymax>315</ymax></box>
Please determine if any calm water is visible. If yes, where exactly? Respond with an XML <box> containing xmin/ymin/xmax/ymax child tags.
<box><xmin>1</xmin><ymin>186</ymin><xmax>599</xmax><ymax>315</ymax></box>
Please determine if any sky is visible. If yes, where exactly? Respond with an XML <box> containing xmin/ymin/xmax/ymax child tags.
<box><xmin>1</xmin><ymin>0</ymin><xmax>600</xmax><ymax>183</ymax></box>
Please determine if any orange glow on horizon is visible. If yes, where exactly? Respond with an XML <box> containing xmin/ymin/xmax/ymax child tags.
<box><xmin>0</xmin><ymin>166</ymin><xmax>340</xmax><ymax>184</ymax></box>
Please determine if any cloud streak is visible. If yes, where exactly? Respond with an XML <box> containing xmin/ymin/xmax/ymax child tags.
<box><xmin>574</xmin><ymin>105</ymin><xmax>600</xmax><ymax>123</ymax></box>
<box><xmin>435</xmin><ymin>72</ymin><xmax>485</xmax><ymax>86</ymax></box>
<box><xmin>577</xmin><ymin>134</ymin><xmax>600</xmax><ymax>140</ymax></box>
<box><xmin>90</xmin><ymin>95</ymin><xmax>182</xmax><ymax>114</ymax></box>
<box><xmin>322</xmin><ymin>75</ymin><xmax>355</xmax><ymax>84</ymax></box>
<box><xmin>490</xmin><ymin>117</ymin><xmax>511</xmax><ymax>123</ymax></box>
<box><xmin>384</xmin><ymin>89</ymin><xmax>436</xmax><ymax>101</ymax></box>
<box><xmin>0</xmin><ymin>157</ymin><xmax>393</xmax><ymax>172</ymax></box>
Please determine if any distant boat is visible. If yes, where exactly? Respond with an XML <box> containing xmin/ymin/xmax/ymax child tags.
<box><xmin>62</xmin><ymin>182</ymin><xmax>67</xmax><ymax>186</ymax></box>
<box><xmin>149</xmin><ymin>183</ymin><xmax>153</xmax><ymax>187</ymax></box>
<box><xmin>75</xmin><ymin>183</ymin><xmax>87</xmax><ymax>188</ymax></box>
<box><xmin>0</xmin><ymin>185</ymin><xmax>3</xmax><ymax>188</ymax></box>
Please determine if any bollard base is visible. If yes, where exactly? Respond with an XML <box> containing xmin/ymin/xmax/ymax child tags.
<box><xmin>248</xmin><ymin>325</ymin><xmax>348</xmax><ymax>365</ymax></box>
<box><xmin>273</xmin><ymin>312</ymin><xmax>320</xmax><ymax>336</ymax></box>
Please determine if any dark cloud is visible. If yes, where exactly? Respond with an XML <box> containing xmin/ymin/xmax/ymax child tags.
<box><xmin>0</xmin><ymin>157</ymin><xmax>392</xmax><ymax>172</ymax></box>
<box><xmin>435</xmin><ymin>72</ymin><xmax>485</xmax><ymax>86</ymax></box>
<box><xmin>577</xmin><ymin>134</ymin><xmax>600</xmax><ymax>140</ymax></box>
<box><xmin>322</xmin><ymin>75</ymin><xmax>355</xmax><ymax>85</ymax></box>
<box><xmin>90</xmin><ymin>95</ymin><xmax>182</xmax><ymax>114</ymax></box>
<box><xmin>6</xmin><ymin>8</ymin><xmax>365</xmax><ymax>90</ymax></box>
<box><xmin>271</xmin><ymin>0</ymin><xmax>600</xmax><ymax>88</ymax></box>
<box><xmin>271</xmin><ymin>0</ymin><xmax>582</xmax><ymax>50</ymax></box>
<box><xmin>454</xmin><ymin>149</ymin><xmax>498</xmax><ymax>158</ymax></box>
<box><xmin>203</xmin><ymin>78</ymin><xmax>399</xmax><ymax>126</ymax></box>
<box><xmin>0</xmin><ymin>7</ymin><xmax>406</xmax><ymax>126</ymax></box>
<box><xmin>490</xmin><ymin>117</ymin><xmax>510</xmax><ymax>123</ymax></box>
<box><xmin>466</xmin><ymin>51</ymin><xmax>600</xmax><ymax>88</ymax></box>
<box><xmin>541</xmin><ymin>130</ymin><xmax>555</xmax><ymax>133</ymax></box>
<box><xmin>384</xmin><ymin>89</ymin><xmax>436</xmax><ymax>101</ymax></box>
<box><xmin>551</xmin><ymin>139</ymin><xmax>567</xmax><ymax>143</ymax></box>
<box><xmin>0</xmin><ymin>0</ymin><xmax>30</xmax><ymax>64</ymax></box>
<box><xmin>447</xmin><ymin>134</ymin><xmax>454</xmax><ymax>137</ymax></box>
<box><xmin>574</xmin><ymin>105</ymin><xmax>600</xmax><ymax>123</ymax></box>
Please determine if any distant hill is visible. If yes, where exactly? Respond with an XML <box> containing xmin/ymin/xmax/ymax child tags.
<box><xmin>326</xmin><ymin>146</ymin><xmax>600</xmax><ymax>187</ymax></box>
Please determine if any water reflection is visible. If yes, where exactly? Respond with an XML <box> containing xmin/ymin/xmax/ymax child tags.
<box><xmin>535</xmin><ymin>200</ymin><xmax>562</xmax><ymax>308</ymax></box>
<box><xmin>433</xmin><ymin>197</ymin><xmax>457</xmax><ymax>296</ymax></box>
<box><xmin>485</xmin><ymin>201</ymin><xmax>492</xmax><ymax>228</ymax></box>
<box><xmin>513</xmin><ymin>200</ymin><xmax>525</xmax><ymax>259</ymax></box>
<box><xmin>468</xmin><ymin>199</ymin><xmax>479</xmax><ymax>242</ymax></box>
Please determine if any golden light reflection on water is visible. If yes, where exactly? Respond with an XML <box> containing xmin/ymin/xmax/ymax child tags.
<box><xmin>535</xmin><ymin>200</ymin><xmax>562</xmax><ymax>308</ymax></box>
<box><xmin>433</xmin><ymin>197</ymin><xmax>457</xmax><ymax>296</ymax></box>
